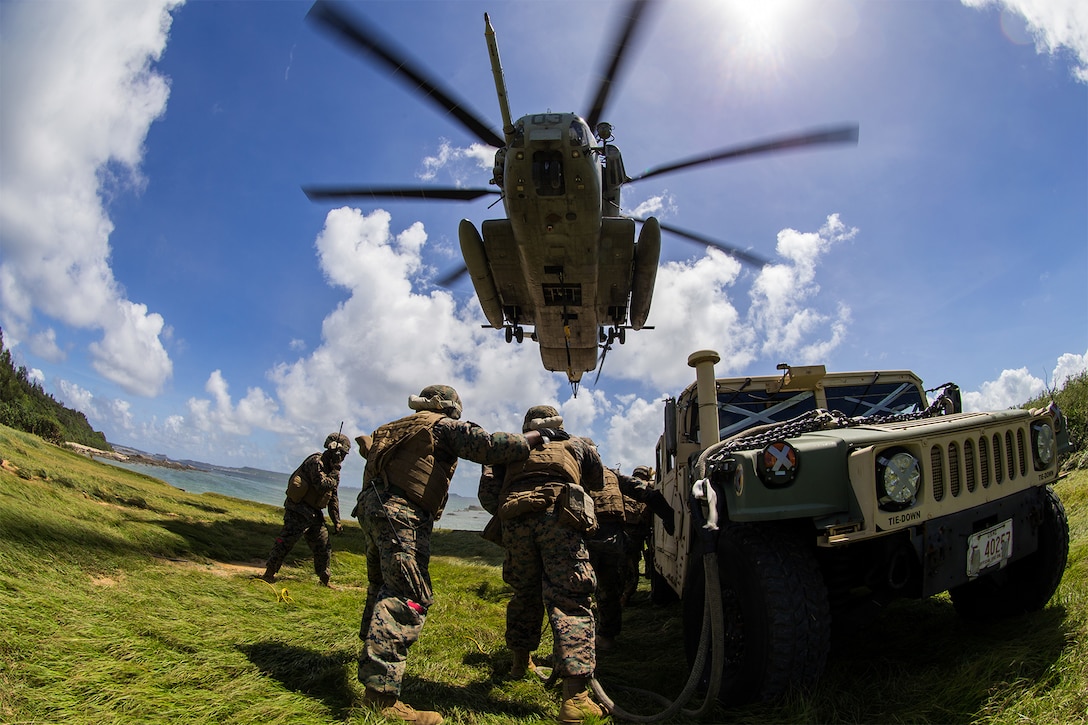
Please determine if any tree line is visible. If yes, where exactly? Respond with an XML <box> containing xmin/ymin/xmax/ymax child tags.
<box><xmin>0</xmin><ymin>329</ymin><xmax>110</xmax><ymax>450</ymax></box>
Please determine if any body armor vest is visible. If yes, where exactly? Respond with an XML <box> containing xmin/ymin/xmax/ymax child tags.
<box><xmin>502</xmin><ymin>439</ymin><xmax>582</xmax><ymax>496</ymax></box>
<box><xmin>367</xmin><ymin>411</ymin><xmax>456</xmax><ymax>514</ymax></box>
<box><xmin>285</xmin><ymin>453</ymin><xmax>337</xmax><ymax>509</ymax></box>
<box><xmin>593</xmin><ymin>468</ymin><xmax>626</xmax><ymax>522</ymax></box>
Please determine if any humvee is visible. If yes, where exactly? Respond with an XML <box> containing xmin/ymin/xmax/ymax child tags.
<box><xmin>651</xmin><ymin>350</ymin><xmax>1071</xmax><ymax>705</ymax></box>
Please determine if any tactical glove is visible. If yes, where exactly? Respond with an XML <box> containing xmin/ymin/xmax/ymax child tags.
<box><xmin>535</xmin><ymin>427</ymin><xmax>570</xmax><ymax>443</ymax></box>
<box><xmin>647</xmin><ymin>490</ymin><xmax>676</xmax><ymax>536</ymax></box>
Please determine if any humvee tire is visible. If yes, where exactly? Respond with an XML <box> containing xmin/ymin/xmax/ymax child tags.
<box><xmin>682</xmin><ymin>523</ymin><xmax>831</xmax><ymax>704</ymax></box>
<box><xmin>949</xmin><ymin>486</ymin><xmax>1069</xmax><ymax>620</ymax></box>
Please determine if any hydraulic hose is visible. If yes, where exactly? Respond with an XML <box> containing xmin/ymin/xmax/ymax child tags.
<box><xmin>589</xmin><ymin>477</ymin><xmax>726</xmax><ymax>722</ymax></box>
<box><xmin>589</xmin><ymin>551</ymin><xmax>723</xmax><ymax>722</ymax></box>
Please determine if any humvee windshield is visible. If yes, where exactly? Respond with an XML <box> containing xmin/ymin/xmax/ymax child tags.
<box><xmin>710</xmin><ymin>380</ymin><xmax>926</xmax><ymax>439</ymax></box>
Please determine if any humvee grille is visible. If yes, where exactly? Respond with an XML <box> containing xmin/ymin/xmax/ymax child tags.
<box><xmin>927</xmin><ymin>423</ymin><xmax>1032</xmax><ymax>503</ymax></box>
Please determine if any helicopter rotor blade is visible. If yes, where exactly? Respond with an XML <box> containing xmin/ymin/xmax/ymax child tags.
<box><xmin>584</xmin><ymin>0</ymin><xmax>652</xmax><ymax>132</ymax></box>
<box><xmin>629</xmin><ymin>124</ymin><xmax>859</xmax><ymax>183</ymax></box>
<box><xmin>303</xmin><ymin>186</ymin><xmax>499</xmax><ymax>202</ymax></box>
<box><xmin>307</xmin><ymin>0</ymin><xmax>504</xmax><ymax>149</ymax></box>
<box><xmin>436</xmin><ymin>264</ymin><xmax>471</xmax><ymax>288</ymax></box>
<box><xmin>629</xmin><ymin>216</ymin><xmax>770</xmax><ymax>268</ymax></box>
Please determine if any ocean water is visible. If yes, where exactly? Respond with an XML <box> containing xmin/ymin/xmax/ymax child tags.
<box><xmin>100</xmin><ymin>459</ymin><xmax>488</xmax><ymax>531</ymax></box>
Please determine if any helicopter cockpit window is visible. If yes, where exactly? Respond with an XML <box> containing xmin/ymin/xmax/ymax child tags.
<box><xmin>532</xmin><ymin>150</ymin><xmax>565</xmax><ymax>196</ymax></box>
<box><xmin>569</xmin><ymin>120</ymin><xmax>590</xmax><ymax>148</ymax></box>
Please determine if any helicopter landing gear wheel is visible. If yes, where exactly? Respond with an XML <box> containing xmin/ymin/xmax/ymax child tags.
<box><xmin>514</xmin><ymin>326</ymin><xmax>524</xmax><ymax>343</ymax></box>
<box><xmin>617</xmin><ymin>327</ymin><xmax>626</xmax><ymax>344</ymax></box>
<box><xmin>504</xmin><ymin>326</ymin><xmax>513</xmax><ymax>343</ymax></box>
<box><xmin>599</xmin><ymin>328</ymin><xmax>607</xmax><ymax>344</ymax></box>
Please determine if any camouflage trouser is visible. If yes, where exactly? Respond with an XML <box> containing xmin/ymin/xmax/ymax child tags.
<box><xmin>502</xmin><ymin>508</ymin><xmax>596</xmax><ymax>678</ymax></box>
<box><xmin>586</xmin><ymin>519</ymin><xmax>626</xmax><ymax>639</ymax></box>
<box><xmin>265</xmin><ymin>501</ymin><xmax>330</xmax><ymax>579</ymax></box>
<box><xmin>356</xmin><ymin>484</ymin><xmax>434</xmax><ymax>696</ymax></box>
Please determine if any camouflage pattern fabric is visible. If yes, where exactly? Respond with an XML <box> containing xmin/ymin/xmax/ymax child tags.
<box><xmin>477</xmin><ymin>464</ymin><xmax>502</xmax><ymax>515</ymax></box>
<box><xmin>356</xmin><ymin>415</ymin><xmax>531</xmax><ymax>695</ymax></box>
<box><xmin>622</xmin><ymin>485</ymin><xmax>653</xmax><ymax>601</ymax></box>
<box><xmin>264</xmin><ymin>500</ymin><xmax>332</xmax><ymax>579</ymax></box>
<box><xmin>501</xmin><ymin>508</ymin><xmax>597</xmax><ymax>678</ymax></box>
<box><xmin>586</xmin><ymin>520</ymin><xmax>626</xmax><ymax>639</ymax></box>
<box><xmin>356</xmin><ymin>484</ymin><xmax>434</xmax><ymax>696</ymax></box>
<box><xmin>431</xmin><ymin>417</ymin><xmax>530</xmax><ymax>465</ymax></box>
<box><xmin>291</xmin><ymin>450</ymin><xmax>343</xmax><ymax>524</ymax></box>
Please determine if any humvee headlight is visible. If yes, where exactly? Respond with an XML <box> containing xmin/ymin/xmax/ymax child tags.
<box><xmin>876</xmin><ymin>449</ymin><xmax>920</xmax><ymax>511</ymax></box>
<box><xmin>1032</xmin><ymin>421</ymin><xmax>1056</xmax><ymax>469</ymax></box>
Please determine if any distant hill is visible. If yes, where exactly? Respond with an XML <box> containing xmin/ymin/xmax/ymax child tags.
<box><xmin>0</xmin><ymin>329</ymin><xmax>110</xmax><ymax>449</ymax></box>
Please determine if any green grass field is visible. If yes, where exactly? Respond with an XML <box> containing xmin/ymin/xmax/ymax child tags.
<box><xmin>1</xmin><ymin>424</ymin><xmax>1085</xmax><ymax>724</ymax></box>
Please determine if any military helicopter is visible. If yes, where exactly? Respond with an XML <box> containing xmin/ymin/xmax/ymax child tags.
<box><xmin>303</xmin><ymin>0</ymin><xmax>858</xmax><ymax>392</ymax></box>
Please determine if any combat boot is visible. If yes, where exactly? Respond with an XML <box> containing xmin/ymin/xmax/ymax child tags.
<box><xmin>255</xmin><ymin>566</ymin><xmax>276</xmax><ymax>584</ymax></box>
<box><xmin>362</xmin><ymin>688</ymin><xmax>443</xmax><ymax>725</ymax></box>
<box><xmin>558</xmin><ymin>677</ymin><xmax>603</xmax><ymax>724</ymax></box>
<box><xmin>509</xmin><ymin>648</ymin><xmax>536</xmax><ymax>678</ymax></box>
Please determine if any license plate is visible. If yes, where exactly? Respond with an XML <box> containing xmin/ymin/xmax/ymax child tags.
<box><xmin>966</xmin><ymin>518</ymin><xmax>1013</xmax><ymax>578</ymax></box>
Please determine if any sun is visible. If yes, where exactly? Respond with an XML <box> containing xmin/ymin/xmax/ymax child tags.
<box><xmin>689</xmin><ymin>0</ymin><xmax>856</xmax><ymax>94</ymax></box>
<box><xmin>713</xmin><ymin>0</ymin><xmax>797</xmax><ymax>61</ymax></box>
<box><xmin>724</xmin><ymin>0</ymin><xmax>795</xmax><ymax>46</ymax></box>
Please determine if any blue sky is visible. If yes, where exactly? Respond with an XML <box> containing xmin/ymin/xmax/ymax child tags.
<box><xmin>1</xmin><ymin>0</ymin><xmax>1085</xmax><ymax>498</ymax></box>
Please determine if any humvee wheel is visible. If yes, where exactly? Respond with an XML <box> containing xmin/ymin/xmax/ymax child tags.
<box><xmin>683</xmin><ymin>523</ymin><xmax>830</xmax><ymax>705</ymax></box>
<box><xmin>949</xmin><ymin>486</ymin><xmax>1069</xmax><ymax>620</ymax></box>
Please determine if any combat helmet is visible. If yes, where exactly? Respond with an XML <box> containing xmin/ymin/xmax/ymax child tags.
<box><xmin>523</xmin><ymin>404</ymin><xmax>563</xmax><ymax>432</ymax></box>
<box><xmin>632</xmin><ymin>465</ymin><xmax>654</xmax><ymax>481</ymax></box>
<box><xmin>409</xmin><ymin>384</ymin><xmax>463</xmax><ymax>420</ymax></box>
<box><xmin>324</xmin><ymin>432</ymin><xmax>351</xmax><ymax>455</ymax></box>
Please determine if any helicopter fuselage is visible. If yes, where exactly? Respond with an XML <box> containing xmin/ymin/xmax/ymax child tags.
<box><xmin>305</xmin><ymin>2</ymin><xmax>852</xmax><ymax>388</ymax></box>
<box><xmin>458</xmin><ymin>111</ymin><xmax>657</xmax><ymax>382</ymax></box>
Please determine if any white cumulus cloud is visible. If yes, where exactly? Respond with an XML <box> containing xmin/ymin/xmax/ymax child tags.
<box><xmin>962</xmin><ymin>0</ymin><xmax>1088</xmax><ymax>81</ymax></box>
<box><xmin>961</xmin><ymin>350</ymin><xmax>1088</xmax><ymax>411</ymax></box>
<box><xmin>0</xmin><ymin>0</ymin><xmax>181</xmax><ymax>396</ymax></box>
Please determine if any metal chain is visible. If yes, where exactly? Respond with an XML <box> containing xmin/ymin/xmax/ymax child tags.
<box><xmin>707</xmin><ymin>384</ymin><xmax>960</xmax><ymax>459</ymax></box>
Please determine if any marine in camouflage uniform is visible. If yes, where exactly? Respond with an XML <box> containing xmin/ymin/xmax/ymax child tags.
<box><xmin>586</xmin><ymin>466</ymin><xmax>628</xmax><ymax>651</ymax></box>
<box><xmin>356</xmin><ymin>386</ymin><xmax>566</xmax><ymax>725</ymax></box>
<box><xmin>589</xmin><ymin>463</ymin><xmax>675</xmax><ymax>649</ymax></box>
<box><xmin>621</xmin><ymin>465</ymin><xmax>656</xmax><ymax>606</ymax></box>
<box><xmin>260</xmin><ymin>432</ymin><xmax>351</xmax><ymax>586</ymax></box>
<box><xmin>480</xmin><ymin>404</ymin><xmax>606</xmax><ymax>725</ymax></box>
